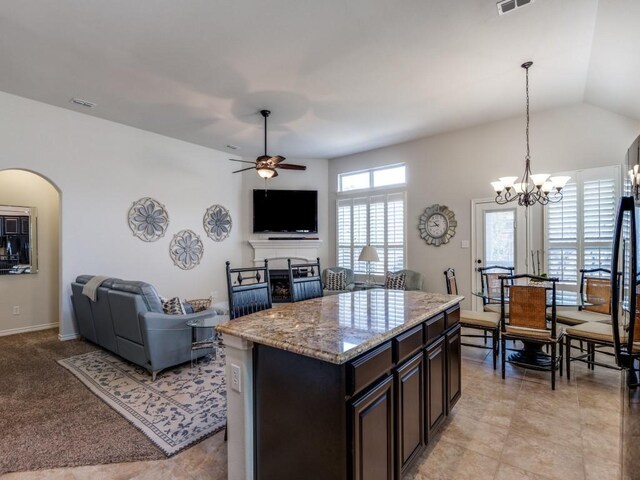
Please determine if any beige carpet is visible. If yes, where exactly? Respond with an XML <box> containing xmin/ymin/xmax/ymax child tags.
<box><xmin>0</xmin><ymin>329</ymin><xmax>164</xmax><ymax>475</ymax></box>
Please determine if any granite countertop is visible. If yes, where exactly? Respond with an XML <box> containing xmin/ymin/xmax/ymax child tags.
<box><xmin>216</xmin><ymin>289</ymin><xmax>464</xmax><ymax>364</ymax></box>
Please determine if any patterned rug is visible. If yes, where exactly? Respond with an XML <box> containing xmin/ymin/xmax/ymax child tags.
<box><xmin>58</xmin><ymin>349</ymin><xmax>226</xmax><ymax>456</ymax></box>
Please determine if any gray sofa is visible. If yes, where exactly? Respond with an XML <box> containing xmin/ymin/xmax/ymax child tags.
<box><xmin>71</xmin><ymin>275</ymin><xmax>215</xmax><ymax>379</ymax></box>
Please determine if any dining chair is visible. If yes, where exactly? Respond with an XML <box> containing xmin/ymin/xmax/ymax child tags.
<box><xmin>288</xmin><ymin>258</ymin><xmax>323</xmax><ymax>302</ymax></box>
<box><xmin>564</xmin><ymin>274</ymin><xmax>623</xmax><ymax>379</ymax></box>
<box><xmin>444</xmin><ymin>268</ymin><xmax>500</xmax><ymax>369</ymax></box>
<box><xmin>225</xmin><ymin>260</ymin><xmax>273</xmax><ymax>319</ymax></box>
<box><xmin>479</xmin><ymin>265</ymin><xmax>514</xmax><ymax>315</ymax></box>
<box><xmin>556</xmin><ymin>268</ymin><xmax>613</xmax><ymax>326</ymax></box>
<box><xmin>500</xmin><ymin>274</ymin><xmax>564</xmax><ymax>390</ymax></box>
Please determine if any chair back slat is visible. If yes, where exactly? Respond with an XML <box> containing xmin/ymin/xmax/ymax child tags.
<box><xmin>479</xmin><ymin>266</ymin><xmax>514</xmax><ymax>305</ymax></box>
<box><xmin>288</xmin><ymin>258</ymin><xmax>323</xmax><ymax>302</ymax></box>
<box><xmin>226</xmin><ymin>260</ymin><xmax>272</xmax><ymax>320</ymax></box>
<box><xmin>444</xmin><ymin>268</ymin><xmax>458</xmax><ymax>295</ymax></box>
<box><xmin>508</xmin><ymin>285</ymin><xmax>548</xmax><ymax>330</ymax></box>
<box><xmin>584</xmin><ymin>277</ymin><xmax>611</xmax><ymax>314</ymax></box>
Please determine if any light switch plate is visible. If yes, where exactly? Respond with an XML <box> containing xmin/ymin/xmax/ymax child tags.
<box><xmin>231</xmin><ymin>364</ymin><xmax>241</xmax><ymax>393</ymax></box>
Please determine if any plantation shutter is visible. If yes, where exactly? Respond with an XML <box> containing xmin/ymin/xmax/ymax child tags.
<box><xmin>336</xmin><ymin>191</ymin><xmax>406</xmax><ymax>275</ymax></box>
<box><xmin>547</xmin><ymin>183</ymin><xmax>578</xmax><ymax>282</ymax></box>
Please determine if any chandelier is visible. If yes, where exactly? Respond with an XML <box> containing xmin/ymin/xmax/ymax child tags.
<box><xmin>490</xmin><ymin>62</ymin><xmax>570</xmax><ymax>207</ymax></box>
<box><xmin>628</xmin><ymin>139</ymin><xmax>640</xmax><ymax>199</ymax></box>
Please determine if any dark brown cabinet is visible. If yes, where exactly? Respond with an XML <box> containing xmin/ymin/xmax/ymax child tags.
<box><xmin>425</xmin><ymin>336</ymin><xmax>447</xmax><ymax>436</ymax></box>
<box><xmin>395</xmin><ymin>352</ymin><xmax>424</xmax><ymax>474</ymax></box>
<box><xmin>447</xmin><ymin>324</ymin><xmax>462</xmax><ymax>412</ymax></box>
<box><xmin>352</xmin><ymin>375</ymin><xmax>395</xmax><ymax>480</ymax></box>
<box><xmin>252</xmin><ymin>305</ymin><xmax>462</xmax><ymax>480</ymax></box>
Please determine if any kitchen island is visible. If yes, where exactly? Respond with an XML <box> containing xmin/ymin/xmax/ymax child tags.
<box><xmin>216</xmin><ymin>289</ymin><xmax>463</xmax><ymax>480</ymax></box>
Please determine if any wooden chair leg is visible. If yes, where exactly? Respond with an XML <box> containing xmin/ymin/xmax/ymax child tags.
<box><xmin>551</xmin><ymin>342</ymin><xmax>556</xmax><ymax>390</ymax></box>
<box><xmin>484</xmin><ymin>330</ymin><xmax>488</xmax><ymax>345</ymax></box>
<box><xmin>559</xmin><ymin>339</ymin><xmax>563</xmax><ymax>377</ymax></box>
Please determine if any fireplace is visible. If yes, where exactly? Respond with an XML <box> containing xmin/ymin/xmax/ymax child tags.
<box><xmin>269</xmin><ymin>269</ymin><xmax>291</xmax><ymax>303</ymax></box>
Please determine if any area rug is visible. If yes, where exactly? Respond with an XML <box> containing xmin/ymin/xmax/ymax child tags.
<box><xmin>58</xmin><ymin>349</ymin><xmax>226</xmax><ymax>456</ymax></box>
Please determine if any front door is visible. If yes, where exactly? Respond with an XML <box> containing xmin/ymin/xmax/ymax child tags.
<box><xmin>472</xmin><ymin>200</ymin><xmax>527</xmax><ymax>311</ymax></box>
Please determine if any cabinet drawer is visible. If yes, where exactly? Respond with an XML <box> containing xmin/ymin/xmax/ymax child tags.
<box><xmin>393</xmin><ymin>325</ymin><xmax>424</xmax><ymax>364</ymax></box>
<box><xmin>348</xmin><ymin>342</ymin><xmax>393</xmax><ymax>396</ymax></box>
<box><xmin>424</xmin><ymin>313</ymin><xmax>445</xmax><ymax>344</ymax></box>
<box><xmin>445</xmin><ymin>306</ymin><xmax>460</xmax><ymax>329</ymax></box>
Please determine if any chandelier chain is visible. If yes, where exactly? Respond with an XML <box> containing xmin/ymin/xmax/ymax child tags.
<box><xmin>525</xmin><ymin>64</ymin><xmax>530</xmax><ymax>159</ymax></box>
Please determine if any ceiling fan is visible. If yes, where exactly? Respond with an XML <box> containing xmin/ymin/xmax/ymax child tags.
<box><xmin>229</xmin><ymin>110</ymin><xmax>306</xmax><ymax>179</ymax></box>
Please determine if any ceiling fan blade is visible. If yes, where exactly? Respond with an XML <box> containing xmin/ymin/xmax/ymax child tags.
<box><xmin>270</xmin><ymin>155</ymin><xmax>286</xmax><ymax>164</ymax></box>
<box><xmin>271</xmin><ymin>170</ymin><xmax>279</xmax><ymax>178</ymax></box>
<box><xmin>229</xmin><ymin>159</ymin><xmax>257</xmax><ymax>164</ymax></box>
<box><xmin>276</xmin><ymin>163</ymin><xmax>307</xmax><ymax>171</ymax></box>
<box><xmin>232</xmin><ymin>166</ymin><xmax>257</xmax><ymax>174</ymax></box>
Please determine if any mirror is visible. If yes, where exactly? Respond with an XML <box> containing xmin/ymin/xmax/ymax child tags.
<box><xmin>0</xmin><ymin>205</ymin><xmax>37</xmax><ymax>275</ymax></box>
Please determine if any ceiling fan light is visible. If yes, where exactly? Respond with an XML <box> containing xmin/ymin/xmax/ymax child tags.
<box><xmin>257</xmin><ymin>167</ymin><xmax>276</xmax><ymax>179</ymax></box>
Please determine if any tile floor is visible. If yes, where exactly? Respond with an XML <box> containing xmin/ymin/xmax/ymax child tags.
<box><xmin>2</xmin><ymin>332</ymin><xmax>625</xmax><ymax>480</ymax></box>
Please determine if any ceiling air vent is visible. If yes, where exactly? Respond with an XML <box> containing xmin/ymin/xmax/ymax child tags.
<box><xmin>69</xmin><ymin>97</ymin><xmax>96</xmax><ymax>108</ymax></box>
<box><xmin>497</xmin><ymin>0</ymin><xmax>534</xmax><ymax>15</ymax></box>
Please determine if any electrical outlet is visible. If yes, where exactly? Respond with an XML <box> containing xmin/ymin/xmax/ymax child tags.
<box><xmin>461</xmin><ymin>240</ymin><xmax>470</xmax><ymax>249</ymax></box>
<box><xmin>12</xmin><ymin>306</ymin><xmax>20</xmax><ymax>315</ymax></box>
<box><xmin>231</xmin><ymin>364</ymin><xmax>241</xmax><ymax>393</ymax></box>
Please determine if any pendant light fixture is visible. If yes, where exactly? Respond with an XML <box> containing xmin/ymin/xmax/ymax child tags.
<box><xmin>490</xmin><ymin>62</ymin><xmax>570</xmax><ymax>207</ymax></box>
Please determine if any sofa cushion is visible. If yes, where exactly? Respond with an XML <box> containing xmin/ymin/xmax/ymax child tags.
<box><xmin>325</xmin><ymin>270</ymin><xmax>347</xmax><ymax>291</ymax></box>
<box><xmin>385</xmin><ymin>271</ymin><xmax>406</xmax><ymax>290</ymax></box>
<box><xmin>75</xmin><ymin>275</ymin><xmax>121</xmax><ymax>289</ymax></box>
<box><xmin>111</xmin><ymin>280</ymin><xmax>164</xmax><ymax>313</ymax></box>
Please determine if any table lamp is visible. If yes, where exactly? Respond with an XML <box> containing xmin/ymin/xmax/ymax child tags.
<box><xmin>359</xmin><ymin>245</ymin><xmax>380</xmax><ymax>285</ymax></box>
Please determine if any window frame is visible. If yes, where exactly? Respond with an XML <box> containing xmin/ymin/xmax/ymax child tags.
<box><xmin>337</xmin><ymin>163</ymin><xmax>406</xmax><ymax>193</ymax></box>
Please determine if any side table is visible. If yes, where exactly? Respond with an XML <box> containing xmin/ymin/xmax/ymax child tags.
<box><xmin>186</xmin><ymin>314</ymin><xmax>229</xmax><ymax>366</ymax></box>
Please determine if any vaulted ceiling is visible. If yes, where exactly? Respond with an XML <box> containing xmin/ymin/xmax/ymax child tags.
<box><xmin>1</xmin><ymin>0</ymin><xmax>638</xmax><ymax>159</ymax></box>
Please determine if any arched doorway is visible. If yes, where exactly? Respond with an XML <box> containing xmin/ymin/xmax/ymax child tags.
<box><xmin>0</xmin><ymin>169</ymin><xmax>61</xmax><ymax>336</ymax></box>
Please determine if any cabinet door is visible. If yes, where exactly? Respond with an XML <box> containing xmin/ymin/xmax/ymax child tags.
<box><xmin>425</xmin><ymin>337</ymin><xmax>446</xmax><ymax>437</ymax></box>
<box><xmin>395</xmin><ymin>352</ymin><xmax>424</xmax><ymax>473</ymax></box>
<box><xmin>351</xmin><ymin>375</ymin><xmax>394</xmax><ymax>480</ymax></box>
<box><xmin>20</xmin><ymin>217</ymin><xmax>29</xmax><ymax>235</ymax></box>
<box><xmin>447</xmin><ymin>324</ymin><xmax>462</xmax><ymax>412</ymax></box>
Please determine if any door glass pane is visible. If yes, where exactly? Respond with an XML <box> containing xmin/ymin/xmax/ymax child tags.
<box><xmin>484</xmin><ymin>210</ymin><xmax>515</xmax><ymax>268</ymax></box>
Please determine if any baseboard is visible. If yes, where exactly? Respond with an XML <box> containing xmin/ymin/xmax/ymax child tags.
<box><xmin>58</xmin><ymin>332</ymin><xmax>80</xmax><ymax>341</ymax></box>
<box><xmin>0</xmin><ymin>322</ymin><xmax>58</xmax><ymax>338</ymax></box>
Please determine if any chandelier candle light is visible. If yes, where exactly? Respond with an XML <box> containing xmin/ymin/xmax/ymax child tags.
<box><xmin>490</xmin><ymin>62</ymin><xmax>570</xmax><ymax>207</ymax></box>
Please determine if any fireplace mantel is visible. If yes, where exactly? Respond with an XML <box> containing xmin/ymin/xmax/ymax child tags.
<box><xmin>248</xmin><ymin>239</ymin><xmax>323</xmax><ymax>268</ymax></box>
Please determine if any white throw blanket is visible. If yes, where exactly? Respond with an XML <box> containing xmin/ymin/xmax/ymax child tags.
<box><xmin>82</xmin><ymin>275</ymin><xmax>110</xmax><ymax>302</ymax></box>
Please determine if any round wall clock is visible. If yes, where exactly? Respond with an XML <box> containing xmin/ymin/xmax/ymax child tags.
<box><xmin>418</xmin><ymin>204</ymin><xmax>457</xmax><ymax>247</ymax></box>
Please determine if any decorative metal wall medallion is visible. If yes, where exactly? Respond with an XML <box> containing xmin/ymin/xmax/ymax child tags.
<box><xmin>418</xmin><ymin>204</ymin><xmax>457</xmax><ymax>247</ymax></box>
<box><xmin>169</xmin><ymin>230</ymin><xmax>204</xmax><ymax>270</ymax></box>
<box><xmin>203</xmin><ymin>204</ymin><xmax>232</xmax><ymax>242</ymax></box>
<box><xmin>128</xmin><ymin>197</ymin><xmax>169</xmax><ymax>242</ymax></box>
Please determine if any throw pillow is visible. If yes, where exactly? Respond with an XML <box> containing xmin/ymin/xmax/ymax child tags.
<box><xmin>185</xmin><ymin>296</ymin><xmax>213</xmax><ymax>312</ymax></box>
<box><xmin>385</xmin><ymin>272</ymin><xmax>406</xmax><ymax>290</ymax></box>
<box><xmin>325</xmin><ymin>269</ymin><xmax>347</xmax><ymax>291</ymax></box>
<box><xmin>162</xmin><ymin>296</ymin><xmax>186</xmax><ymax>315</ymax></box>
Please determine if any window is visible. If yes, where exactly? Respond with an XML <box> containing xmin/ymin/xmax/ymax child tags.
<box><xmin>337</xmin><ymin>165</ymin><xmax>406</xmax><ymax>275</ymax></box>
<box><xmin>338</xmin><ymin>164</ymin><xmax>406</xmax><ymax>192</ymax></box>
<box><xmin>545</xmin><ymin>165</ymin><xmax>620</xmax><ymax>285</ymax></box>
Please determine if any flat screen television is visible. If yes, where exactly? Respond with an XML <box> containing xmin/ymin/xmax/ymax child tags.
<box><xmin>253</xmin><ymin>189</ymin><xmax>318</xmax><ymax>233</ymax></box>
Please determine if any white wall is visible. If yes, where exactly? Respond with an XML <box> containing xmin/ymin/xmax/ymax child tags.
<box><xmin>0</xmin><ymin>91</ymin><xmax>328</xmax><ymax>338</ymax></box>
<box><xmin>0</xmin><ymin>170</ymin><xmax>59</xmax><ymax>334</ymax></box>
<box><xmin>329</xmin><ymin>103</ymin><xmax>640</xmax><ymax>308</ymax></box>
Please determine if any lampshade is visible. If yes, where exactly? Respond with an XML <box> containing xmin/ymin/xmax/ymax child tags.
<box><xmin>359</xmin><ymin>245</ymin><xmax>380</xmax><ymax>262</ymax></box>
<box><xmin>257</xmin><ymin>167</ymin><xmax>275</xmax><ymax>179</ymax></box>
